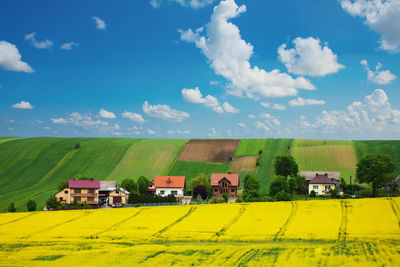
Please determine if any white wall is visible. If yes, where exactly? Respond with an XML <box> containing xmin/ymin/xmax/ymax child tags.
<box><xmin>155</xmin><ymin>188</ymin><xmax>184</xmax><ymax>197</ymax></box>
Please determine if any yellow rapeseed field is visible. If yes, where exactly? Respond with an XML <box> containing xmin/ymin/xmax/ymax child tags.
<box><xmin>1</xmin><ymin>198</ymin><xmax>400</xmax><ymax>266</ymax></box>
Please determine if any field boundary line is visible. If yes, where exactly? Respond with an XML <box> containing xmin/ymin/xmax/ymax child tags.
<box><xmin>215</xmin><ymin>204</ymin><xmax>248</xmax><ymax>239</ymax></box>
<box><xmin>273</xmin><ymin>201</ymin><xmax>298</xmax><ymax>241</ymax></box>
<box><xmin>153</xmin><ymin>207</ymin><xmax>197</xmax><ymax>238</ymax></box>
<box><xmin>21</xmin><ymin>211</ymin><xmax>91</xmax><ymax>239</ymax></box>
<box><xmin>166</xmin><ymin>139</ymin><xmax>189</xmax><ymax>175</ymax></box>
<box><xmin>335</xmin><ymin>200</ymin><xmax>349</xmax><ymax>255</ymax></box>
<box><xmin>38</xmin><ymin>149</ymin><xmax>76</xmax><ymax>183</ymax></box>
<box><xmin>389</xmin><ymin>198</ymin><xmax>400</xmax><ymax>229</ymax></box>
<box><xmin>89</xmin><ymin>208</ymin><xmax>144</xmax><ymax>238</ymax></box>
<box><xmin>235</xmin><ymin>248</ymin><xmax>259</xmax><ymax>266</ymax></box>
<box><xmin>0</xmin><ymin>213</ymin><xmax>36</xmax><ymax>227</ymax></box>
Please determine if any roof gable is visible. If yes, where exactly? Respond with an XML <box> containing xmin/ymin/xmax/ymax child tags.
<box><xmin>309</xmin><ymin>174</ymin><xmax>335</xmax><ymax>185</ymax></box>
<box><xmin>154</xmin><ymin>176</ymin><xmax>185</xmax><ymax>188</ymax></box>
<box><xmin>68</xmin><ymin>180</ymin><xmax>100</xmax><ymax>189</ymax></box>
<box><xmin>211</xmin><ymin>173</ymin><xmax>239</xmax><ymax>186</ymax></box>
<box><xmin>301</xmin><ymin>171</ymin><xmax>340</xmax><ymax>181</ymax></box>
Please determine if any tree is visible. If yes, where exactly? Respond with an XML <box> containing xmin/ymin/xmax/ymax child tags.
<box><xmin>356</xmin><ymin>154</ymin><xmax>395</xmax><ymax>197</ymax></box>
<box><xmin>242</xmin><ymin>175</ymin><xmax>260</xmax><ymax>201</ymax></box>
<box><xmin>193</xmin><ymin>185</ymin><xmax>208</xmax><ymax>200</ymax></box>
<box><xmin>268</xmin><ymin>176</ymin><xmax>289</xmax><ymax>197</ymax></box>
<box><xmin>287</xmin><ymin>177</ymin><xmax>297</xmax><ymax>198</ymax></box>
<box><xmin>274</xmin><ymin>191</ymin><xmax>291</xmax><ymax>201</ymax></box>
<box><xmin>75</xmin><ymin>143</ymin><xmax>81</xmax><ymax>149</ymax></box>
<box><xmin>309</xmin><ymin>190</ymin><xmax>316</xmax><ymax>197</ymax></box>
<box><xmin>274</xmin><ymin>154</ymin><xmax>298</xmax><ymax>179</ymax></box>
<box><xmin>46</xmin><ymin>195</ymin><xmax>60</xmax><ymax>210</ymax></box>
<box><xmin>137</xmin><ymin>176</ymin><xmax>149</xmax><ymax>195</ymax></box>
<box><xmin>190</xmin><ymin>174</ymin><xmax>211</xmax><ymax>195</ymax></box>
<box><xmin>121</xmin><ymin>179</ymin><xmax>137</xmax><ymax>193</ymax></box>
<box><xmin>295</xmin><ymin>175</ymin><xmax>307</xmax><ymax>193</ymax></box>
<box><xmin>27</xmin><ymin>200</ymin><xmax>37</xmax><ymax>211</ymax></box>
<box><xmin>57</xmin><ymin>181</ymin><xmax>68</xmax><ymax>192</ymax></box>
<box><xmin>222</xmin><ymin>193</ymin><xmax>229</xmax><ymax>203</ymax></box>
<box><xmin>330</xmin><ymin>188</ymin><xmax>339</xmax><ymax>199</ymax></box>
<box><xmin>8</xmin><ymin>202</ymin><xmax>16</xmax><ymax>212</ymax></box>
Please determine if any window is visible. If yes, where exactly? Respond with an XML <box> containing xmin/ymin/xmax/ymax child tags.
<box><xmin>313</xmin><ymin>185</ymin><xmax>319</xmax><ymax>190</ymax></box>
<box><xmin>116</xmin><ymin>190</ymin><xmax>119</xmax><ymax>194</ymax></box>
<box><xmin>74</xmin><ymin>197</ymin><xmax>81</xmax><ymax>201</ymax></box>
<box><xmin>74</xmin><ymin>189</ymin><xmax>81</xmax><ymax>193</ymax></box>
<box><xmin>87</xmin><ymin>197</ymin><xmax>94</xmax><ymax>202</ymax></box>
<box><xmin>325</xmin><ymin>186</ymin><xmax>331</xmax><ymax>191</ymax></box>
<box><xmin>64</xmin><ymin>190</ymin><xmax>68</xmax><ymax>194</ymax></box>
<box><xmin>160</xmin><ymin>190</ymin><xmax>165</xmax><ymax>195</ymax></box>
<box><xmin>171</xmin><ymin>190</ymin><xmax>178</xmax><ymax>196</ymax></box>
<box><xmin>59</xmin><ymin>197</ymin><xmax>63</xmax><ymax>201</ymax></box>
<box><xmin>214</xmin><ymin>188</ymin><xmax>218</xmax><ymax>192</ymax></box>
<box><xmin>88</xmin><ymin>189</ymin><xmax>95</xmax><ymax>193</ymax></box>
<box><xmin>231</xmin><ymin>188</ymin><xmax>235</xmax><ymax>193</ymax></box>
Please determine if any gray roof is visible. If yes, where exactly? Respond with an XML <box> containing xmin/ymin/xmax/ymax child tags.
<box><xmin>300</xmin><ymin>171</ymin><xmax>340</xmax><ymax>181</ymax></box>
<box><xmin>100</xmin><ymin>181</ymin><xmax>117</xmax><ymax>191</ymax></box>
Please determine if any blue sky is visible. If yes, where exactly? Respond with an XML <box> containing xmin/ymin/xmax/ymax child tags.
<box><xmin>0</xmin><ymin>0</ymin><xmax>399</xmax><ymax>139</ymax></box>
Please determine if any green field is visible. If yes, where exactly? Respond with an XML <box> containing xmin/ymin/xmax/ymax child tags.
<box><xmin>256</xmin><ymin>139</ymin><xmax>293</xmax><ymax>193</ymax></box>
<box><xmin>108</xmin><ymin>139</ymin><xmax>188</xmax><ymax>181</ymax></box>
<box><xmin>168</xmin><ymin>160</ymin><xmax>230</xmax><ymax>185</ymax></box>
<box><xmin>291</xmin><ymin>139</ymin><xmax>358</xmax><ymax>182</ymax></box>
<box><xmin>234</xmin><ymin>139</ymin><xmax>267</xmax><ymax>156</ymax></box>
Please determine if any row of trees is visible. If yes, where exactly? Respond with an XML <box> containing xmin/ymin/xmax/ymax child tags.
<box><xmin>7</xmin><ymin>199</ymin><xmax>37</xmax><ymax>213</ymax></box>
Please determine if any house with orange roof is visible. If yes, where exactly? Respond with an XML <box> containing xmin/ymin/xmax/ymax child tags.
<box><xmin>154</xmin><ymin>176</ymin><xmax>185</xmax><ymax>198</ymax></box>
<box><xmin>211</xmin><ymin>173</ymin><xmax>239</xmax><ymax>196</ymax></box>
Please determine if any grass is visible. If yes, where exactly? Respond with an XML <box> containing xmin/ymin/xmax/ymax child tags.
<box><xmin>168</xmin><ymin>160</ymin><xmax>230</xmax><ymax>185</ymax></box>
<box><xmin>108</xmin><ymin>139</ymin><xmax>188</xmax><ymax>182</ymax></box>
<box><xmin>234</xmin><ymin>139</ymin><xmax>267</xmax><ymax>156</ymax></box>
<box><xmin>256</xmin><ymin>139</ymin><xmax>293</xmax><ymax>194</ymax></box>
<box><xmin>353</xmin><ymin>140</ymin><xmax>400</xmax><ymax>176</ymax></box>
<box><xmin>291</xmin><ymin>139</ymin><xmax>358</xmax><ymax>182</ymax></box>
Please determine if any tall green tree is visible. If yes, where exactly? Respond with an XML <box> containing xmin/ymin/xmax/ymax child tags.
<box><xmin>287</xmin><ymin>177</ymin><xmax>297</xmax><ymax>198</ymax></box>
<box><xmin>137</xmin><ymin>176</ymin><xmax>150</xmax><ymax>195</ymax></box>
<box><xmin>8</xmin><ymin>202</ymin><xmax>16</xmax><ymax>212</ymax></box>
<box><xmin>46</xmin><ymin>195</ymin><xmax>60</xmax><ymax>210</ymax></box>
<box><xmin>274</xmin><ymin>154</ymin><xmax>298</xmax><ymax>179</ymax></box>
<box><xmin>242</xmin><ymin>175</ymin><xmax>260</xmax><ymax>202</ymax></box>
<box><xmin>295</xmin><ymin>175</ymin><xmax>307</xmax><ymax>193</ymax></box>
<box><xmin>356</xmin><ymin>154</ymin><xmax>396</xmax><ymax>197</ymax></box>
<box><xmin>121</xmin><ymin>179</ymin><xmax>137</xmax><ymax>194</ymax></box>
<box><xmin>268</xmin><ymin>176</ymin><xmax>289</xmax><ymax>197</ymax></box>
<box><xmin>27</xmin><ymin>200</ymin><xmax>37</xmax><ymax>212</ymax></box>
<box><xmin>190</xmin><ymin>174</ymin><xmax>211</xmax><ymax>195</ymax></box>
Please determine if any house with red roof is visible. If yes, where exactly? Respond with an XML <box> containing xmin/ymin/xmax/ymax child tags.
<box><xmin>154</xmin><ymin>176</ymin><xmax>185</xmax><ymax>198</ymax></box>
<box><xmin>56</xmin><ymin>179</ymin><xmax>100</xmax><ymax>205</ymax></box>
<box><xmin>211</xmin><ymin>173</ymin><xmax>239</xmax><ymax>196</ymax></box>
<box><xmin>308</xmin><ymin>173</ymin><xmax>336</xmax><ymax>196</ymax></box>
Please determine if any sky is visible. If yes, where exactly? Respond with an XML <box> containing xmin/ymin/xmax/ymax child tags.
<box><xmin>0</xmin><ymin>0</ymin><xmax>399</xmax><ymax>140</ymax></box>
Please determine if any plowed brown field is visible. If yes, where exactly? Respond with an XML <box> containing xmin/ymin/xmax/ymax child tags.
<box><xmin>178</xmin><ymin>139</ymin><xmax>239</xmax><ymax>163</ymax></box>
<box><xmin>229</xmin><ymin>156</ymin><xmax>257</xmax><ymax>172</ymax></box>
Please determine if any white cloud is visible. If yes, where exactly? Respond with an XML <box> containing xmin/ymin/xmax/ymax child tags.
<box><xmin>143</xmin><ymin>101</ymin><xmax>189</xmax><ymax>122</ymax></box>
<box><xmin>51</xmin><ymin>118</ymin><xmax>66</xmax><ymax>124</ymax></box>
<box><xmin>151</xmin><ymin>0</ymin><xmax>214</xmax><ymax>8</ymax></box>
<box><xmin>208</xmin><ymin>127</ymin><xmax>218</xmax><ymax>137</ymax></box>
<box><xmin>147</xmin><ymin>129</ymin><xmax>157</xmax><ymax>135</ymax></box>
<box><xmin>179</xmin><ymin>0</ymin><xmax>314</xmax><ymax>99</ymax></box>
<box><xmin>278</xmin><ymin>37</ymin><xmax>344</xmax><ymax>76</ymax></box>
<box><xmin>310</xmin><ymin>89</ymin><xmax>400</xmax><ymax>134</ymax></box>
<box><xmin>92</xmin><ymin>16</ymin><xmax>106</xmax><ymax>30</ymax></box>
<box><xmin>340</xmin><ymin>0</ymin><xmax>400</xmax><ymax>52</ymax></box>
<box><xmin>181</xmin><ymin>87</ymin><xmax>239</xmax><ymax>113</ymax></box>
<box><xmin>60</xmin><ymin>42</ymin><xmax>79</xmax><ymax>50</ymax></box>
<box><xmin>121</xmin><ymin>111</ymin><xmax>146</xmax><ymax>123</ymax></box>
<box><xmin>0</xmin><ymin>41</ymin><xmax>34</xmax><ymax>72</ymax></box>
<box><xmin>255</xmin><ymin>121</ymin><xmax>269</xmax><ymax>132</ymax></box>
<box><xmin>209</xmin><ymin>80</ymin><xmax>220</xmax><ymax>86</ymax></box>
<box><xmin>99</xmin><ymin>108</ymin><xmax>116</xmax><ymax>119</ymax></box>
<box><xmin>259</xmin><ymin>113</ymin><xmax>281</xmax><ymax>127</ymax></box>
<box><xmin>167</xmin><ymin>129</ymin><xmax>191</xmax><ymax>135</ymax></box>
<box><xmin>289</xmin><ymin>97</ymin><xmax>326</xmax><ymax>107</ymax></box>
<box><xmin>12</xmin><ymin>101</ymin><xmax>34</xmax><ymax>109</ymax></box>
<box><xmin>24</xmin><ymin>32</ymin><xmax>53</xmax><ymax>49</ymax></box>
<box><xmin>248</xmin><ymin>114</ymin><xmax>255</xmax><ymax>119</ymax></box>
<box><xmin>361</xmin><ymin>59</ymin><xmax>396</xmax><ymax>84</ymax></box>
<box><xmin>237</xmin><ymin>122</ymin><xmax>246</xmax><ymax>128</ymax></box>
<box><xmin>261</xmin><ymin>101</ymin><xmax>286</xmax><ymax>110</ymax></box>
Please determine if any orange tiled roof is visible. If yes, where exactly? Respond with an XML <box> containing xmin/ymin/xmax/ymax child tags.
<box><xmin>154</xmin><ymin>176</ymin><xmax>185</xmax><ymax>188</ymax></box>
<box><xmin>210</xmin><ymin>173</ymin><xmax>239</xmax><ymax>186</ymax></box>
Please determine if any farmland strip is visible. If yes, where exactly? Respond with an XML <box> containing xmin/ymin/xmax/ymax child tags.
<box><xmin>235</xmin><ymin>249</ymin><xmax>259</xmax><ymax>266</ymax></box>
<box><xmin>215</xmin><ymin>204</ymin><xmax>248</xmax><ymax>238</ymax></box>
<box><xmin>389</xmin><ymin>198</ymin><xmax>400</xmax><ymax>229</ymax></box>
<box><xmin>273</xmin><ymin>202</ymin><xmax>298</xmax><ymax>241</ymax></box>
<box><xmin>336</xmin><ymin>200</ymin><xmax>348</xmax><ymax>255</ymax></box>
<box><xmin>38</xmin><ymin>149</ymin><xmax>75</xmax><ymax>183</ymax></box>
<box><xmin>153</xmin><ymin>207</ymin><xmax>197</xmax><ymax>237</ymax></box>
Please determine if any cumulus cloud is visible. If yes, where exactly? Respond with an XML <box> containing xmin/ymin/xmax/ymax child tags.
<box><xmin>181</xmin><ymin>87</ymin><xmax>239</xmax><ymax>113</ymax></box>
<box><xmin>147</xmin><ymin>129</ymin><xmax>157</xmax><ymax>135</ymax></box>
<box><xmin>259</xmin><ymin>113</ymin><xmax>281</xmax><ymax>127</ymax></box>
<box><xmin>50</xmin><ymin>112</ymin><xmax>120</xmax><ymax>133</ymax></box>
<box><xmin>121</xmin><ymin>111</ymin><xmax>146</xmax><ymax>123</ymax></box>
<box><xmin>209</xmin><ymin>80</ymin><xmax>220</xmax><ymax>86</ymax></box>
<box><xmin>255</xmin><ymin>121</ymin><xmax>269</xmax><ymax>132</ymax></box>
<box><xmin>0</xmin><ymin>41</ymin><xmax>34</xmax><ymax>72</ymax></box>
<box><xmin>51</xmin><ymin>118</ymin><xmax>66</xmax><ymax>124</ymax></box>
<box><xmin>261</xmin><ymin>101</ymin><xmax>286</xmax><ymax>110</ymax></box>
<box><xmin>278</xmin><ymin>37</ymin><xmax>344</xmax><ymax>76</ymax></box>
<box><xmin>151</xmin><ymin>0</ymin><xmax>214</xmax><ymax>8</ymax></box>
<box><xmin>361</xmin><ymin>59</ymin><xmax>396</xmax><ymax>84</ymax></box>
<box><xmin>208</xmin><ymin>127</ymin><xmax>218</xmax><ymax>137</ymax></box>
<box><xmin>92</xmin><ymin>16</ymin><xmax>106</xmax><ymax>30</ymax></box>
<box><xmin>24</xmin><ymin>32</ymin><xmax>53</xmax><ymax>49</ymax></box>
<box><xmin>167</xmin><ymin>129</ymin><xmax>191</xmax><ymax>135</ymax></box>
<box><xmin>60</xmin><ymin>42</ymin><xmax>79</xmax><ymax>50</ymax></box>
<box><xmin>179</xmin><ymin>0</ymin><xmax>314</xmax><ymax>99</ymax></box>
<box><xmin>99</xmin><ymin>108</ymin><xmax>116</xmax><ymax>119</ymax></box>
<box><xmin>12</xmin><ymin>101</ymin><xmax>34</xmax><ymax>109</ymax></box>
<box><xmin>143</xmin><ymin>101</ymin><xmax>189</xmax><ymax>122</ymax></box>
<box><xmin>308</xmin><ymin>89</ymin><xmax>400</xmax><ymax>134</ymax></box>
<box><xmin>289</xmin><ymin>97</ymin><xmax>326</xmax><ymax>107</ymax></box>
<box><xmin>340</xmin><ymin>0</ymin><xmax>400</xmax><ymax>52</ymax></box>
<box><xmin>248</xmin><ymin>114</ymin><xmax>255</xmax><ymax>119</ymax></box>
<box><xmin>237</xmin><ymin>122</ymin><xmax>246</xmax><ymax>128</ymax></box>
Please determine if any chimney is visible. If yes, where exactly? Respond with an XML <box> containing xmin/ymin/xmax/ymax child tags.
<box><xmin>167</xmin><ymin>177</ymin><xmax>171</xmax><ymax>184</ymax></box>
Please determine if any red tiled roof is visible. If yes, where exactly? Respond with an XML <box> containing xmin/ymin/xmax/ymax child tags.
<box><xmin>211</xmin><ymin>173</ymin><xmax>239</xmax><ymax>186</ymax></box>
<box><xmin>309</xmin><ymin>174</ymin><xmax>335</xmax><ymax>185</ymax></box>
<box><xmin>68</xmin><ymin>180</ymin><xmax>100</xmax><ymax>189</ymax></box>
<box><xmin>154</xmin><ymin>176</ymin><xmax>185</xmax><ymax>188</ymax></box>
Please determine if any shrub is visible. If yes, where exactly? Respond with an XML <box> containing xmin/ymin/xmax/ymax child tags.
<box><xmin>83</xmin><ymin>203</ymin><xmax>91</xmax><ymax>209</ymax></box>
<box><xmin>75</xmin><ymin>143</ymin><xmax>80</xmax><ymax>149</ymax></box>
<box><xmin>193</xmin><ymin>185</ymin><xmax>208</xmax><ymax>200</ymax></box>
<box><xmin>46</xmin><ymin>196</ymin><xmax>60</xmax><ymax>210</ymax></box>
<box><xmin>222</xmin><ymin>193</ymin><xmax>229</xmax><ymax>203</ymax></box>
<box><xmin>309</xmin><ymin>190</ymin><xmax>316</xmax><ymax>197</ymax></box>
<box><xmin>274</xmin><ymin>191</ymin><xmax>291</xmax><ymax>201</ymax></box>
<box><xmin>8</xmin><ymin>202</ymin><xmax>16</xmax><ymax>212</ymax></box>
<box><xmin>27</xmin><ymin>200</ymin><xmax>37</xmax><ymax>211</ymax></box>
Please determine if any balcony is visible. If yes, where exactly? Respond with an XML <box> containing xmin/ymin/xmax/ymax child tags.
<box><xmin>71</xmin><ymin>193</ymin><xmax>97</xmax><ymax>197</ymax></box>
<box><xmin>75</xmin><ymin>201</ymin><xmax>98</xmax><ymax>205</ymax></box>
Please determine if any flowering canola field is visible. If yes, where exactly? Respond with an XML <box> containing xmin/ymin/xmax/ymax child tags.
<box><xmin>1</xmin><ymin>198</ymin><xmax>400</xmax><ymax>266</ymax></box>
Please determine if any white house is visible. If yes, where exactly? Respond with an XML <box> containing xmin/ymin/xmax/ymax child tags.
<box><xmin>154</xmin><ymin>176</ymin><xmax>185</xmax><ymax>198</ymax></box>
<box><xmin>308</xmin><ymin>173</ymin><xmax>336</xmax><ymax>196</ymax></box>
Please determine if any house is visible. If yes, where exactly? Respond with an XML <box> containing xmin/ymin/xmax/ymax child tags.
<box><xmin>108</xmin><ymin>187</ymin><xmax>130</xmax><ymax>205</ymax></box>
<box><xmin>154</xmin><ymin>176</ymin><xmax>185</xmax><ymax>198</ymax></box>
<box><xmin>211</xmin><ymin>173</ymin><xmax>239</xmax><ymax>196</ymax></box>
<box><xmin>98</xmin><ymin>180</ymin><xmax>117</xmax><ymax>205</ymax></box>
<box><xmin>56</xmin><ymin>179</ymin><xmax>100</xmax><ymax>205</ymax></box>
<box><xmin>301</xmin><ymin>171</ymin><xmax>340</xmax><ymax>189</ymax></box>
<box><xmin>148</xmin><ymin>180</ymin><xmax>156</xmax><ymax>195</ymax></box>
<box><xmin>308</xmin><ymin>173</ymin><xmax>336</xmax><ymax>196</ymax></box>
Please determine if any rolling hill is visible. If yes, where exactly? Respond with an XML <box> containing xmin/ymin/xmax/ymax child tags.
<box><xmin>0</xmin><ymin>137</ymin><xmax>400</xmax><ymax>211</ymax></box>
